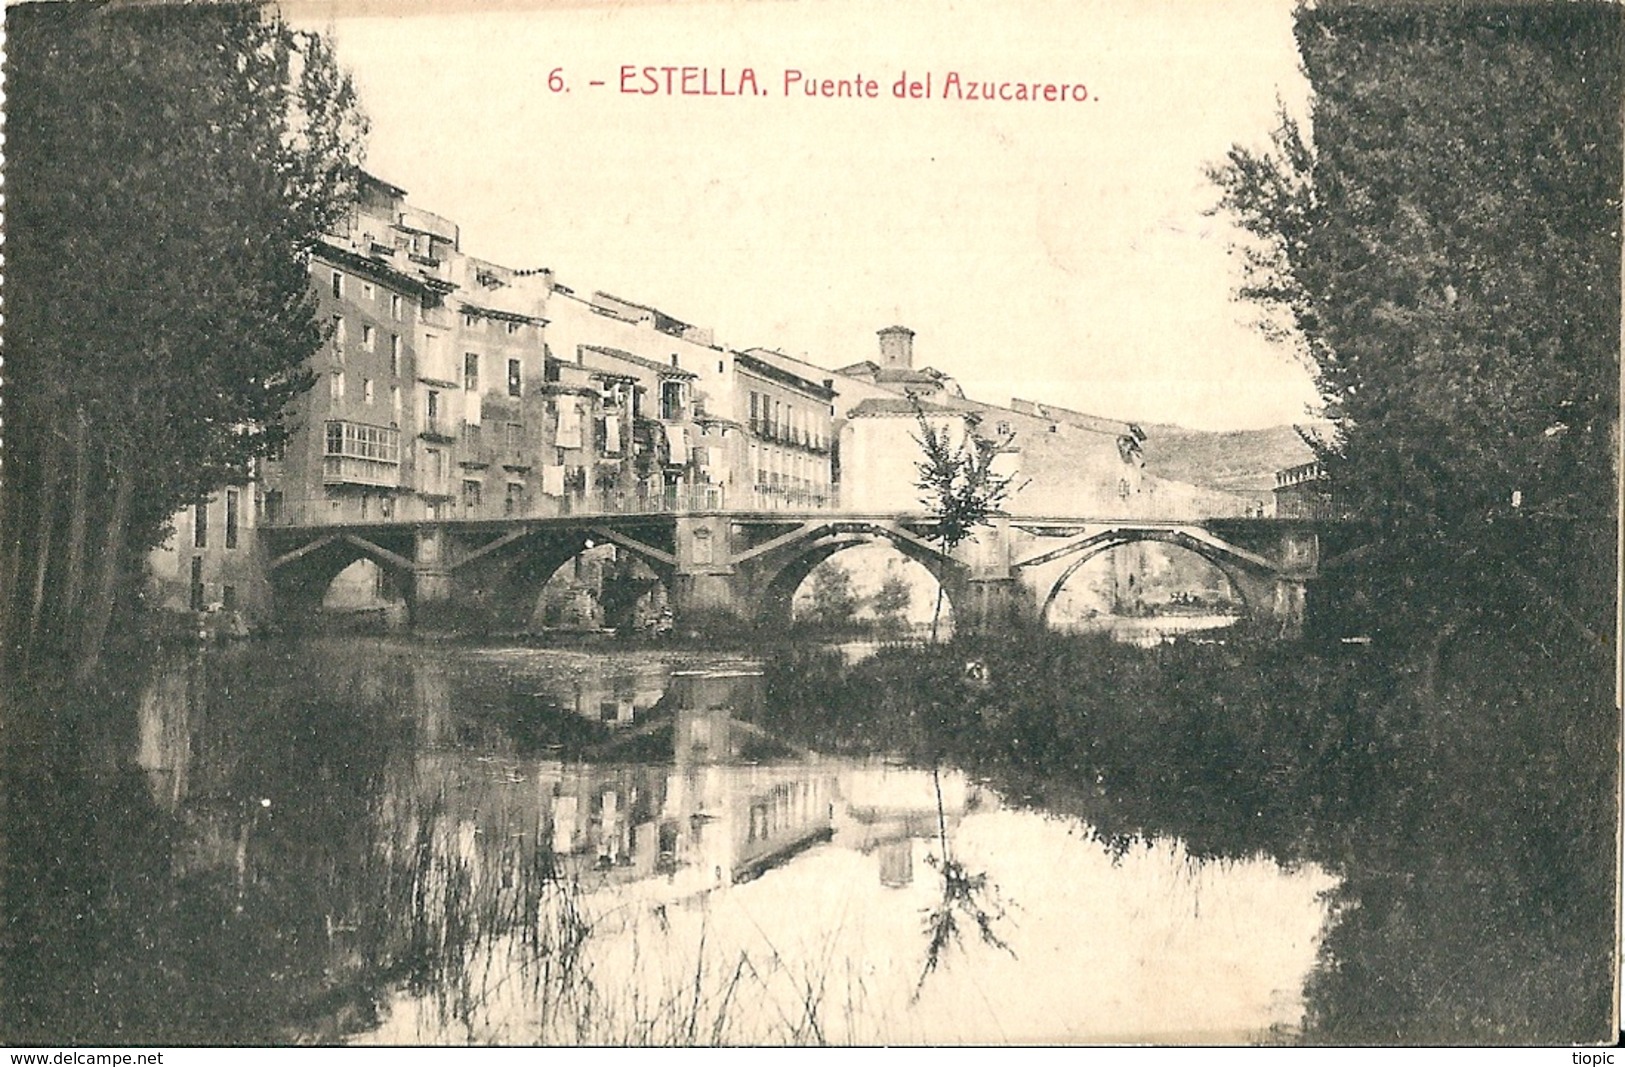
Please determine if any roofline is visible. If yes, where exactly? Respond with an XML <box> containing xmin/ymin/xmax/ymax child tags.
<box><xmin>579</xmin><ymin>344</ymin><xmax>699</xmax><ymax>379</ymax></box>
<box><xmin>733</xmin><ymin>351</ymin><xmax>837</xmax><ymax>400</ymax></box>
<box><xmin>460</xmin><ymin>302</ymin><xmax>548</xmax><ymax>326</ymax></box>
<box><xmin>314</xmin><ymin>241</ymin><xmax>458</xmax><ymax>301</ymax></box>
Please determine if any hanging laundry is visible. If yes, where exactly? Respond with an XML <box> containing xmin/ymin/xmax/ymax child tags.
<box><xmin>556</xmin><ymin>396</ymin><xmax>582</xmax><ymax>448</ymax></box>
<box><xmin>604</xmin><ymin>414</ymin><xmax>621</xmax><ymax>455</ymax></box>
<box><xmin>541</xmin><ymin>464</ymin><xmax>566</xmax><ymax>496</ymax></box>
<box><xmin>665</xmin><ymin>423</ymin><xmax>688</xmax><ymax>465</ymax></box>
<box><xmin>465</xmin><ymin>390</ymin><xmax>482</xmax><ymax>426</ymax></box>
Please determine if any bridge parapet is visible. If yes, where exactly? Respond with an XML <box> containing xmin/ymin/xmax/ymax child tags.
<box><xmin>259</xmin><ymin>510</ymin><xmax>1344</xmax><ymax>638</ymax></box>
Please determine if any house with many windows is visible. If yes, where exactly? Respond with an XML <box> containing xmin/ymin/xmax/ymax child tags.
<box><xmin>147</xmin><ymin>172</ymin><xmax>1263</xmax><ymax>628</ymax></box>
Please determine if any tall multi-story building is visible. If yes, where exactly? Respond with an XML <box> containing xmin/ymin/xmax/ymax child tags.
<box><xmin>148</xmin><ymin>172</ymin><xmax>1261</xmax><ymax>628</ymax></box>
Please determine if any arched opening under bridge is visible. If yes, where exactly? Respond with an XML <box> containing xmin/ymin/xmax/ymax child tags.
<box><xmin>1041</xmin><ymin>538</ymin><xmax>1250</xmax><ymax>643</ymax></box>
<box><xmin>787</xmin><ymin>541</ymin><xmax>955</xmax><ymax>639</ymax></box>
<box><xmin>320</xmin><ymin>559</ymin><xmax>410</xmax><ymax>630</ymax></box>
<box><xmin>529</xmin><ymin>542</ymin><xmax>672</xmax><ymax>634</ymax></box>
<box><xmin>749</xmin><ymin>523</ymin><xmax>969</xmax><ymax>637</ymax></box>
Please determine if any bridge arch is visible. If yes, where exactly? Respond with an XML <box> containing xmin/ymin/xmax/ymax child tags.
<box><xmin>743</xmin><ymin>521</ymin><xmax>971</xmax><ymax>631</ymax></box>
<box><xmin>1030</xmin><ymin>527</ymin><xmax>1280</xmax><ymax>626</ymax></box>
<box><xmin>448</xmin><ymin>526</ymin><xmax>676</xmax><ymax>633</ymax></box>
<box><xmin>267</xmin><ymin>530</ymin><xmax>420</xmax><ymax>628</ymax></box>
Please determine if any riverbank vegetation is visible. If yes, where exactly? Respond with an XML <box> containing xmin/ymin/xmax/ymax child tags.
<box><xmin>758</xmin><ymin>610</ymin><xmax>1615</xmax><ymax>1042</ymax></box>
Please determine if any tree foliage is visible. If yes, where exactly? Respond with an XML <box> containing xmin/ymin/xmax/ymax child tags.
<box><xmin>912</xmin><ymin>401</ymin><xmax>1018</xmax><ymax>639</ymax></box>
<box><xmin>1208</xmin><ymin>2</ymin><xmax>1620</xmax><ymax>638</ymax></box>
<box><xmin>805</xmin><ymin>560</ymin><xmax>859</xmax><ymax>630</ymax></box>
<box><xmin>2</xmin><ymin>2</ymin><xmax>368</xmax><ymax>679</ymax></box>
<box><xmin>872</xmin><ymin>570</ymin><xmax>913</xmax><ymax>630</ymax></box>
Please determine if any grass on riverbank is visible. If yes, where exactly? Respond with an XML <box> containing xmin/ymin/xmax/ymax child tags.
<box><xmin>757</xmin><ymin>618</ymin><xmax>1618</xmax><ymax>1045</ymax></box>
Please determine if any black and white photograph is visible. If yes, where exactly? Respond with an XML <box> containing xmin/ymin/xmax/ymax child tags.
<box><xmin>2</xmin><ymin>0</ymin><xmax>1620</xmax><ymax>1050</ymax></box>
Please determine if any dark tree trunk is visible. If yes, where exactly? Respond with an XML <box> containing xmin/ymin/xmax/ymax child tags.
<box><xmin>58</xmin><ymin>410</ymin><xmax>93</xmax><ymax>635</ymax></box>
<box><xmin>73</xmin><ymin>460</ymin><xmax>134</xmax><ymax>685</ymax></box>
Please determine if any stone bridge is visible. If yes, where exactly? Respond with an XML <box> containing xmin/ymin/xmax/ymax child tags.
<box><xmin>261</xmin><ymin>510</ymin><xmax>1341</xmax><ymax>638</ymax></box>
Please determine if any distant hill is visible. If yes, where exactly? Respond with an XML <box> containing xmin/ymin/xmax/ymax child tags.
<box><xmin>1137</xmin><ymin>422</ymin><xmax>1329</xmax><ymax>495</ymax></box>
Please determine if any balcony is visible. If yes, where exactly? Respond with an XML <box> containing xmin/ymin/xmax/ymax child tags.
<box><xmin>418</xmin><ymin>416</ymin><xmax>457</xmax><ymax>443</ymax></box>
<box><xmin>746</xmin><ymin>416</ymin><xmax>830</xmax><ymax>454</ymax></box>
<box><xmin>323</xmin><ymin>421</ymin><xmax>401</xmax><ymax>488</ymax></box>
<box><xmin>323</xmin><ymin>455</ymin><xmax>399</xmax><ymax>488</ymax></box>
<box><xmin>559</xmin><ymin>484</ymin><xmax>731</xmax><ymax>516</ymax></box>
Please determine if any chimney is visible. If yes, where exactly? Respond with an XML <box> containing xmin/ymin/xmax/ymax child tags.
<box><xmin>877</xmin><ymin>325</ymin><xmax>915</xmax><ymax>369</ymax></box>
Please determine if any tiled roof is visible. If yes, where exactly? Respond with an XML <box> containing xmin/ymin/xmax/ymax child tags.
<box><xmin>579</xmin><ymin>345</ymin><xmax>698</xmax><ymax>379</ymax></box>
<box><xmin>847</xmin><ymin>396</ymin><xmax>970</xmax><ymax>418</ymax></box>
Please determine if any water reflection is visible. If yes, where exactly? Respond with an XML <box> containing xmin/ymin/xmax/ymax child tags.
<box><xmin>82</xmin><ymin>638</ymin><xmax>1339</xmax><ymax>1043</ymax></box>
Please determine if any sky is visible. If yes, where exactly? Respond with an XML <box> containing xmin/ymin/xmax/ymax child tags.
<box><xmin>287</xmin><ymin>0</ymin><xmax>1319</xmax><ymax>431</ymax></box>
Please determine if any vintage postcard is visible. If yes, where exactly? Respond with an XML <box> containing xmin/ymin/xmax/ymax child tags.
<box><xmin>2</xmin><ymin>0</ymin><xmax>1618</xmax><ymax>1052</ymax></box>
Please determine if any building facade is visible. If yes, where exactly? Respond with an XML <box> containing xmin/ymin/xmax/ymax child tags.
<box><xmin>149</xmin><ymin>173</ymin><xmax>1263</xmax><ymax>626</ymax></box>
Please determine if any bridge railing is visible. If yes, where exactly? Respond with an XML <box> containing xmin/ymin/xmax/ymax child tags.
<box><xmin>561</xmin><ymin>485</ymin><xmax>840</xmax><ymax>515</ymax></box>
<box><xmin>256</xmin><ymin>483</ymin><xmax>844</xmax><ymax>528</ymax></box>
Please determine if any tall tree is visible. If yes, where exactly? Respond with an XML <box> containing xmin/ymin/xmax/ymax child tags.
<box><xmin>2</xmin><ymin>2</ymin><xmax>367</xmax><ymax>681</ymax></box>
<box><xmin>1208</xmin><ymin>1</ymin><xmax>1621</xmax><ymax>643</ymax></box>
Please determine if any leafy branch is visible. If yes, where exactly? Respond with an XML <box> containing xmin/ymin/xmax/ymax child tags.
<box><xmin>911</xmin><ymin>396</ymin><xmax>1020</xmax><ymax>641</ymax></box>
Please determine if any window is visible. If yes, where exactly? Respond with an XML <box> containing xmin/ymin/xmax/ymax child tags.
<box><xmin>507</xmin><ymin>322</ymin><xmax>521</xmax><ymax>335</ymax></box>
<box><xmin>749</xmin><ymin>392</ymin><xmax>760</xmax><ymax>432</ymax></box>
<box><xmin>222</xmin><ymin>584</ymin><xmax>237</xmax><ymax>611</ymax></box>
<box><xmin>426</xmin><ymin>389</ymin><xmax>441</xmax><ymax>424</ymax></box>
<box><xmin>323</xmin><ymin>421</ymin><xmax>402</xmax><ymax>487</ymax></box>
<box><xmin>505</xmin><ymin>482</ymin><xmax>523</xmax><ymax>516</ymax></box>
<box><xmin>193</xmin><ymin>501</ymin><xmax>208</xmax><ymax>548</ymax></box>
<box><xmin>464</xmin><ymin>353</ymin><xmax>480</xmax><ymax>392</ymax></box>
<box><xmin>661</xmin><ymin>380</ymin><xmax>684</xmax><ymax>421</ymax></box>
<box><xmin>263</xmin><ymin>490</ymin><xmax>283</xmax><ymax>524</ymax></box>
<box><xmin>463</xmin><ymin>311</ymin><xmax>479</xmax><ymax>329</ymax></box>
<box><xmin>361</xmin><ymin>324</ymin><xmax>375</xmax><ymax>350</ymax></box>
<box><xmin>425</xmin><ymin>447</ymin><xmax>447</xmax><ymax>486</ymax></box>
<box><xmin>360</xmin><ymin>494</ymin><xmax>370</xmax><ymax>521</ymax></box>
<box><xmin>505</xmin><ymin>422</ymin><xmax>522</xmax><ymax>451</ymax></box>
<box><xmin>462</xmin><ymin>479</ymin><xmax>482</xmax><ymax>510</ymax></box>
<box><xmin>390</xmin><ymin>293</ymin><xmax>403</xmax><ymax>321</ymax></box>
<box><xmin>224</xmin><ymin>489</ymin><xmax>239</xmax><ymax>549</ymax></box>
<box><xmin>420</xmin><ymin>331</ymin><xmax>446</xmax><ymax>380</ymax></box>
<box><xmin>332</xmin><ymin>315</ymin><xmax>345</xmax><ymax>354</ymax></box>
<box><xmin>507</xmin><ymin>358</ymin><xmax>522</xmax><ymax>397</ymax></box>
<box><xmin>331</xmin><ymin>370</ymin><xmax>345</xmax><ymax>400</ymax></box>
<box><xmin>190</xmin><ymin>558</ymin><xmax>205</xmax><ymax>611</ymax></box>
<box><xmin>331</xmin><ymin>270</ymin><xmax>343</xmax><ymax>298</ymax></box>
<box><xmin>362</xmin><ymin>282</ymin><xmax>375</xmax><ymax>301</ymax></box>
<box><xmin>390</xmin><ymin>334</ymin><xmax>401</xmax><ymax>375</ymax></box>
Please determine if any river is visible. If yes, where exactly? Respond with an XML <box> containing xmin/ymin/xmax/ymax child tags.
<box><xmin>3</xmin><ymin>636</ymin><xmax>1341</xmax><ymax>1045</ymax></box>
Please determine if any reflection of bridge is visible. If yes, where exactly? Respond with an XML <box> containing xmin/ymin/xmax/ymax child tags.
<box><xmin>263</xmin><ymin>508</ymin><xmax>1339</xmax><ymax>637</ymax></box>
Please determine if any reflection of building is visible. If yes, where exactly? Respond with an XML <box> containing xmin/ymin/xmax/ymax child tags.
<box><xmin>835</xmin><ymin>764</ymin><xmax>982</xmax><ymax>889</ymax></box>
<box><xmin>130</xmin><ymin>642</ymin><xmax>972</xmax><ymax>981</ymax></box>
